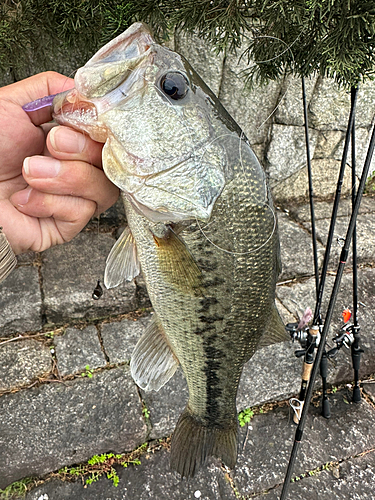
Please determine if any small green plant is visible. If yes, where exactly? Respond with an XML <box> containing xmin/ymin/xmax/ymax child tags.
<box><xmin>142</xmin><ymin>407</ymin><xmax>150</xmax><ymax>420</ymax></box>
<box><xmin>81</xmin><ymin>365</ymin><xmax>93</xmax><ymax>378</ymax></box>
<box><xmin>238</xmin><ymin>408</ymin><xmax>254</xmax><ymax>427</ymax></box>
<box><xmin>59</xmin><ymin>464</ymin><xmax>86</xmax><ymax>476</ymax></box>
<box><xmin>0</xmin><ymin>478</ymin><xmax>34</xmax><ymax>499</ymax></box>
<box><xmin>59</xmin><ymin>453</ymin><xmax>141</xmax><ymax>488</ymax></box>
<box><xmin>365</xmin><ymin>172</ymin><xmax>375</xmax><ymax>195</ymax></box>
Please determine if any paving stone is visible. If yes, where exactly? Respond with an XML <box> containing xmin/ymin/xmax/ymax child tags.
<box><xmin>276</xmin><ymin>268</ymin><xmax>375</xmax><ymax>385</ymax></box>
<box><xmin>133</xmin><ymin>273</ymin><xmax>152</xmax><ymax>310</ymax></box>
<box><xmin>277</xmin><ymin>212</ymin><xmax>325</xmax><ymax>280</ymax></box>
<box><xmin>0</xmin><ymin>367</ymin><xmax>147</xmax><ymax>489</ymax></box>
<box><xmin>25</xmin><ymin>450</ymin><xmax>236</xmax><ymax>500</ymax></box>
<box><xmin>255</xmin><ymin>450</ymin><xmax>375</xmax><ymax>500</ymax></box>
<box><xmin>0</xmin><ymin>339</ymin><xmax>52</xmax><ymax>392</ymax></box>
<box><xmin>16</xmin><ymin>250</ymin><xmax>38</xmax><ymax>265</ymax></box>
<box><xmin>362</xmin><ymin>381</ymin><xmax>375</xmax><ymax>403</ymax></box>
<box><xmin>97</xmin><ymin>197</ymin><xmax>126</xmax><ymax>226</ymax></box>
<box><xmin>41</xmin><ymin>232</ymin><xmax>138</xmax><ymax>324</ymax></box>
<box><xmin>101</xmin><ymin>314</ymin><xmax>153</xmax><ymax>364</ymax></box>
<box><xmin>237</xmin><ymin>341</ymin><xmax>302</xmax><ymax>411</ymax></box>
<box><xmin>233</xmin><ymin>389</ymin><xmax>375</xmax><ymax>497</ymax></box>
<box><xmin>142</xmin><ymin>367</ymin><xmax>188</xmax><ymax>440</ymax></box>
<box><xmin>54</xmin><ymin>325</ymin><xmax>106</xmax><ymax>377</ymax></box>
<box><xmin>0</xmin><ymin>266</ymin><xmax>43</xmax><ymax>336</ymax></box>
<box><xmin>276</xmin><ymin>298</ymin><xmax>297</xmax><ymax>325</ymax></box>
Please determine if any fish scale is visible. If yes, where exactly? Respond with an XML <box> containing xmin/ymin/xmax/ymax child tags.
<box><xmin>49</xmin><ymin>22</ymin><xmax>287</xmax><ymax>477</ymax></box>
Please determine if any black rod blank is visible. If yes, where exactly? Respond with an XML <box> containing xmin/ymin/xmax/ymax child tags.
<box><xmin>350</xmin><ymin>86</ymin><xmax>362</xmax><ymax>403</ymax></box>
<box><xmin>280</xmin><ymin>121</ymin><xmax>375</xmax><ymax>500</ymax></box>
<box><xmin>312</xmin><ymin>87</ymin><xmax>358</xmax><ymax>325</ymax></box>
<box><xmin>302</xmin><ymin>77</ymin><xmax>320</xmax><ymax>298</ymax></box>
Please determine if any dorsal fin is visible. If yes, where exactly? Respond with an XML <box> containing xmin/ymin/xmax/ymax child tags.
<box><xmin>130</xmin><ymin>316</ymin><xmax>179</xmax><ymax>392</ymax></box>
<box><xmin>104</xmin><ymin>226</ymin><xmax>140</xmax><ymax>289</ymax></box>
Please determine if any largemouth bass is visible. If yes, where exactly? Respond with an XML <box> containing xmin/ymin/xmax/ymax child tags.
<box><xmin>50</xmin><ymin>22</ymin><xmax>287</xmax><ymax>477</ymax></box>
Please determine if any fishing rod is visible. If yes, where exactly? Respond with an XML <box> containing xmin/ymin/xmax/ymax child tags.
<box><xmin>302</xmin><ymin>77</ymin><xmax>320</xmax><ymax>297</ymax></box>
<box><xmin>324</xmin><ymin>87</ymin><xmax>363</xmax><ymax>402</ymax></box>
<box><xmin>349</xmin><ymin>86</ymin><xmax>363</xmax><ymax>404</ymax></box>
<box><xmin>288</xmin><ymin>78</ymin><xmax>320</xmax><ymax>424</ymax></box>
<box><xmin>288</xmin><ymin>84</ymin><xmax>359</xmax><ymax>423</ymax></box>
<box><xmin>280</xmin><ymin>117</ymin><xmax>375</xmax><ymax>500</ymax></box>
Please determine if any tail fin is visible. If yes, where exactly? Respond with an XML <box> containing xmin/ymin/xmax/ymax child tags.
<box><xmin>170</xmin><ymin>407</ymin><xmax>238</xmax><ymax>477</ymax></box>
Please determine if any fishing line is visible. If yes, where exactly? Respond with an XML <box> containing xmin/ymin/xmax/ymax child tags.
<box><xmin>238</xmin><ymin>33</ymin><xmax>301</xmax><ymax>131</ymax></box>
<box><xmin>191</xmin><ymin>130</ymin><xmax>277</xmax><ymax>256</ymax></box>
<box><xmin>240</xmin><ymin>31</ymin><xmax>305</xmax><ymax>66</ymax></box>
<box><xmin>151</xmin><ymin>83</ymin><xmax>278</xmax><ymax>255</ymax></box>
<box><xmin>147</xmin><ymin>51</ymin><xmax>280</xmax><ymax>257</ymax></box>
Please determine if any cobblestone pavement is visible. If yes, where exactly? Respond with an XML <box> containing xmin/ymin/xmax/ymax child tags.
<box><xmin>1</xmin><ymin>197</ymin><xmax>375</xmax><ymax>499</ymax></box>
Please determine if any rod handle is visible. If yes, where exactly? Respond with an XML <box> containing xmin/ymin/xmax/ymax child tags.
<box><xmin>302</xmin><ymin>361</ymin><xmax>313</xmax><ymax>381</ymax></box>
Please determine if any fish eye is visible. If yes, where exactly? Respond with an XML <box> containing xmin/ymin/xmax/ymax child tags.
<box><xmin>160</xmin><ymin>72</ymin><xmax>189</xmax><ymax>100</ymax></box>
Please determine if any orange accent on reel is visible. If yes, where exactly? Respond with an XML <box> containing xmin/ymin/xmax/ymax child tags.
<box><xmin>342</xmin><ymin>309</ymin><xmax>352</xmax><ymax>323</ymax></box>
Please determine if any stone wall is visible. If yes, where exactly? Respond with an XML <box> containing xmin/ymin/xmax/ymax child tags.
<box><xmin>175</xmin><ymin>32</ymin><xmax>375</xmax><ymax>203</ymax></box>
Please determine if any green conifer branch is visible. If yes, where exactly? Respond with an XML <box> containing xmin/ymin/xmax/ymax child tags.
<box><xmin>1</xmin><ymin>0</ymin><xmax>374</xmax><ymax>87</ymax></box>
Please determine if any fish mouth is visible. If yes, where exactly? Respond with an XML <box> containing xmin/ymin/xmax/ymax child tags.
<box><xmin>52</xmin><ymin>22</ymin><xmax>155</xmax><ymax>136</ymax></box>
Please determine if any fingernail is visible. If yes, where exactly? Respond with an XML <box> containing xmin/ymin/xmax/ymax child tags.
<box><xmin>50</xmin><ymin>126</ymin><xmax>86</xmax><ymax>153</ymax></box>
<box><xmin>12</xmin><ymin>187</ymin><xmax>32</xmax><ymax>206</ymax></box>
<box><xmin>24</xmin><ymin>156</ymin><xmax>61</xmax><ymax>178</ymax></box>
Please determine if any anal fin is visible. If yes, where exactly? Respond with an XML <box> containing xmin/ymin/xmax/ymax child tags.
<box><xmin>130</xmin><ymin>316</ymin><xmax>179</xmax><ymax>392</ymax></box>
<box><xmin>257</xmin><ymin>304</ymin><xmax>289</xmax><ymax>349</ymax></box>
<box><xmin>104</xmin><ymin>226</ymin><xmax>140</xmax><ymax>289</ymax></box>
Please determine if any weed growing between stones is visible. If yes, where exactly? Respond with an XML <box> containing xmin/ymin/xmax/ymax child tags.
<box><xmin>238</xmin><ymin>408</ymin><xmax>254</xmax><ymax>428</ymax></box>
<box><xmin>55</xmin><ymin>440</ymin><xmax>172</xmax><ymax>488</ymax></box>
<box><xmin>80</xmin><ymin>365</ymin><xmax>94</xmax><ymax>378</ymax></box>
<box><xmin>238</xmin><ymin>405</ymin><xmax>266</xmax><ymax>427</ymax></box>
<box><xmin>59</xmin><ymin>452</ymin><xmax>141</xmax><ymax>487</ymax></box>
<box><xmin>0</xmin><ymin>477</ymin><xmax>36</xmax><ymax>499</ymax></box>
<box><xmin>142</xmin><ymin>406</ymin><xmax>150</xmax><ymax>420</ymax></box>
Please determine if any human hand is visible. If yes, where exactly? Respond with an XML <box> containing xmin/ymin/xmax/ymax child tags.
<box><xmin>0</xmin><ymin>71</ymin><xmax>119</xmax><ymax>255</ymax></box>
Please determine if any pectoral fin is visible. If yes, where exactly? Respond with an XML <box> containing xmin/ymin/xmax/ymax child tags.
<box><xmin>152</xmin><ymin>228</ymin><xmax>203</xmax><ymax>295</ymax></box>
<box><xmin>130</xmin><ymin>316</ymin><xmax>179</xmax><ymax>392</ymax></box>
<box><xmin>104</xmin><ymin>226</ymin><xmax>140</xmax><ymax>289</ymax></box>
<box><xmin>257</xmin><ymin>305</ymin><xmax>289</xmax><ymax>349</ymax></box>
